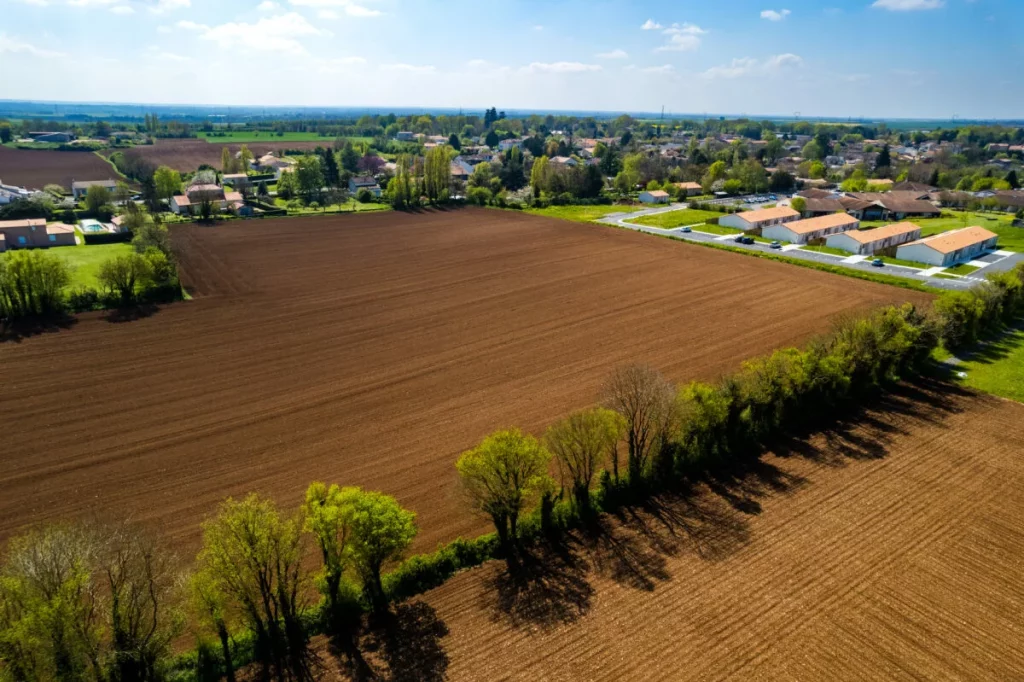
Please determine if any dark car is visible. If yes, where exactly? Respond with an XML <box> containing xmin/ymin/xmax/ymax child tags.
<box><xmin>871</xmin><ymin>258</ymin><xmax>885</xmax><ymax>267</ymax></box>
<box><xmin>734</xmin><ymin>235</ymin><xmax>755</xmax><ymax>245</ymax></box>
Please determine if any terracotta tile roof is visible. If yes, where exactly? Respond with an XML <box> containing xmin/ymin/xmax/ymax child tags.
<box><xmin>645</xmin><ymin>190</ymin><xmax>669</xmax><ymax>197</ymax></box>
<box><xmin>224</xmin><ymin>191</ymin><xmax>243</xmax><ymax>203</ymax></box>
<box><xmin>46</xmin><ymin>223</ymin><xmax>75</xmax><ymax>234</ymax></box>
<box><xmin>803</xmin><ymin>197</ymin><xmax>846</xmax><ymax>213</ymax></box>
<box><xmin>0</xmin><ymin>218</ymin><xmax>47</xmax><ymax>229</ymax></box>
<box><xmin>674</xmin><ymin>182</ymin><xmax>702</xmax><ymax>190</ymax></box>
<box><xmin>782</xmin><ymin>213</ymin><xmax>859</xmax><ymax>235</ymax></box>
<box><xmin>172</xmin><ymin>195</ymin><xmax>191</xmax><ymax>206</ymax></box>
<box><xmin>797</xmin><ymin>188</ymin><xmax>833</xmax><ymax>199</ymax></box>
<box><xmin>904</xmin><ymin>226</ymin><xmax>998</xmax><ymax>254</ymax></box>
<box><xmin>733</xmin><ymin>206</ymin><xmax>800</xmax><ymax>224</ymax></box>
<box><xmin>837</xmin><ymin>222</ymin><xmax>921</xmax><ymax>244</ymax></box>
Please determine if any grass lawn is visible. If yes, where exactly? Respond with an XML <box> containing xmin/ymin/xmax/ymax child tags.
<box><xmin>692</xmin><ymin>224</ymin><xmax>741</xmax><ymax>236</ymax></box>
<box><xmin>273</xmin><ymin>198</ymin><xmax>390</xmax><ymax>214</ymax></box>
<box><xmin>197</xmin><ymin>131</ymin><xmax>373</xmax><ymax>144</ymax></box>
<box><xmin>862</xmin><ymin>211</ymin><xmax>1023</xmax><ymax>250</ymax></box>
<box><xmin>944</xmin><ymin>263</ymin><xmax>982</xmax><ymax>275</ymax></box>
<box><xmin>14</xmin><ymin>243</ymin><xmax>134</xmax><ymax>290</ymax></box>
<box><xmin>932</xmin><ymin>273</ymin><xmax>960</xmax><ymax>280</ymax></box>
<box><xmin>627</xmin><ymin>208</ymin><xmax>725</xmax><ymax>229</ymax></box>
<box><xmin>802</xmin><ymin>245</ymin><xmax>849</xmax><ymax>257</ymax></box>
<box><xmin>955</xmin><ymin>327</ymin><xmax>1024</xmax><ymax>403</ymax></box>
<box><xmin>524</xmin><ymin>205</ymin><xmax>639</xmax><ymax>223</ymax></box>
<box><xmin>877</xmin><ymin>255</ymin><xmax>927</xmax><ymax>269</ymax></box>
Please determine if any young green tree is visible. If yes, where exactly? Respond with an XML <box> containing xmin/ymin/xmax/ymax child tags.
<box><xmin>423</xmin><ymin>145</ymin><xmax>451</xmax><ymax>204</ymax></box>
<box><xmin>339</xmin><ymin>141</ymin><xmax>360</xmax><ymax>174</ymax></box>
<box><xmin>303</xmin><ymin>483</ymin><xmax>358</xmax><ymax>629</ymax></box>
<box><xmin>152</xmin><ymin>166</ymin><xmax>182</xmax><ymax>204</ymax></box>
<box><xmin>876</xmin><ymin>144</ymin><xmax>891</xmax><ymax>168</ymax></box>
<box><xmin>238</xmin><ymin>144</ymin><xmax>254</xmax><ymax>171</ymax></box>
<box><xmin>0</xmin><ymin>249</ymin><xmax>71</xmax><ymax>319</ymax></box>
<box><xmin>188</xmin><ymin>569</ymin><xmax>238</xmax><ymax>682</ymax></box>
<box><xmin>98</xmin><ymin>253</ymin><xmax>153</xmax><ymax>304</ymax></box>
<box><xmin>499</xmin><ymin>146</ymin><xmax>526</xmax><ymax>191</ymax></box>
<box><xmin>447</xmin><ymin>133</ymin><xmax>461</xmax><ymax>151</ymax></box>
<box><xmin>530</xmin><ymin>155</ymin><xmax>549</xmax><ymax>197</ymax></box>
<box><xmin>294</xmin><ymin>155</ymin><xmax>325</xmax><ymax>204</ymax></box>
<box><xmin>0</xmin><ymin>122</ymin><xmax>12</xmax><ymax>144</ymax></box>
<box><xmin>346</xmin><ymin>491</ymin><xmax>417</xmax><ymax>611</ymax></box>
<box><xmin>601</xmin><ymin>364</ymin><xmax>675</xmax><ymax>485</ymax></box>
<box><xmin>790</xmin><ymin>196</ymin><xmax>806</xmax><ymax>214</ymax></box>
<box><xmin>221</xmin><ymin>147</ymin><xmax>234</xmax><ymax>174</ymax></box>
<box><xmin>456</xmin><ymin>429</ymin><xmax>552</xmax><ymax>560</ymax></box>
<box><xmin>545</xmin><ymin>408</ymin><xmax>626</xmax><ymax>511</ymax></box>
<box><xmin>194</xmin><ymin>494</ymin><xmax>314</xmax><ymax>682</ymax></box>
<box><xmin>85</xmin><ymin>184</ymin><xmax>112</xmax><ymax>215</ymax></box>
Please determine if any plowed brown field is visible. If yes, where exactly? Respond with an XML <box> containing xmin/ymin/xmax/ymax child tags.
<box><xmin>0</xmin><ymin>209</ymin><xmax>929</xmax><ymax>553</ymax></box>
<box><xmin>384</xmin><ymin>384</ymin><xmax>1024</xmax><ymax>682</ymax></box>
<box><xmin>112</xmin><ymin>138</ymin><xmax>329</xmax><ymax>173</ymax></box>
<box><xmin>0</xmin><ymin>146</ymin><xmax>122</xmax><ymax>189</ymax></box>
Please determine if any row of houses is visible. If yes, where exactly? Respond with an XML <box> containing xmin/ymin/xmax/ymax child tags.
<box><xmin>722</xmin><ymin>204</ymin><xmax>998</xmax><ymax>266</ymax></box>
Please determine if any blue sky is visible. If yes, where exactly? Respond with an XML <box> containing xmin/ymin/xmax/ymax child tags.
<box><xmin>2</xmin><ymin>0</ymin><xmax>1021</xmax><ymax>118</ymax></box>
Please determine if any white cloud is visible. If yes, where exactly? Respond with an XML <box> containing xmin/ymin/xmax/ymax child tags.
<box><xmin>596</xmin><ymin>48</ymin><xmax>628</xmax><ymax>59</ymax></box>
<box><xmin>702</xmin><ymin>53</ymin><xmax>802</xmax><ymax>79</ymax></box>
<box><xmin>760</xmin><ymin>8</ymin><xmax>791</xmax><ymax>20</ymax></box>
<box><xmin>156</xmin><ymin>24</ymin><xmax>172</xmax><ymax>33</ymax></box>
<box><xmin>318</xmin><ymin>8</ymin><xmax>338</xmax><ymax>18</ymax></box>
<box><xmin>257</xmin><ymin>0</ymin><xmax>280</xmax><ymax>9</ymax></box>
<box><xmin>0</xmin><ymin>33</ymin><xmax>66</xmax><ymax>57</ymax></box>
<box><xmin>532</xmin><ymin>24</ymin><xmax>544</xmax><ymax>30</ymax></box>
<box><xmin>871</xmin><ymin>0</ymin><xmax>943</xmax><ymax>10</ymax></box>
<box><xmin>316</xmin><ymin>56</ymin><xmax>367</xmax><ymax>73</ymax></box>
<box><xmin>381</xmin><ymin>63</ymin><xmax>435</xmax><ymax>73</ymax></box>
<box><xmin>178</xmin><ymin>13</ymin><xmax>328</xmax><ymax>56</ymax></box>
<box><xmin>641</xmin><ymin>19</ymin><xmax>662</xmax><ymax>30</ymax></box>
<box><xmin>640</xmin><ymin>64</ymin><xmax>674</xmax><ymax>74</ymax></box>
<box><xmin>288</xmin><ymin>0</ymin><xmax>381</xmax><ymax>16</ymax></box>
<box><xmin>654</xmin><ymin>23</ymin><xmax>706</xmax><ymax>51</ymax></box>
<box><xmin>524</xmin><ymin>61</ymin><xmax>602</xmax><ymax>73</ymax></box>
<box><xmin>109</xmin><ymin>4</ymin><xmax>133</xmax><ymax>13</ymax></box>
<box><xmin>150</xmin><ymin>0</ymin><xmax>189</xmax><ymax>12</ymax></box>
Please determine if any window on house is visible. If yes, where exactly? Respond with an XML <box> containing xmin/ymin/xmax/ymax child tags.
<box><xmin>49</xmin><ymin>234</ymin><xmax>56</xmax><ymax>242</ymax></box>
<box><xmin>17</xmin><ymin>236</ymin><xmax>26</xmax><ymax>244</ymax></box>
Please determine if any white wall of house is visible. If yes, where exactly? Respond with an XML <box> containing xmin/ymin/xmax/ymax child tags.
<box><xmin>896</xmin><ymin>236</ymin><xmax>998</xmax><ymax>266</ymax></box>
<box><xmin>826</xmin><ymin>230</ymin><xmax>921</xmax><ymax>255</ymax></box>
<box><xmin>639</xmin><ymin>191</ymin><xmax>669</xmax><ymax>204</ymax></box>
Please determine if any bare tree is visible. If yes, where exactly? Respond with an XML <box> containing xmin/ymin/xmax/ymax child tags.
<box><xmin>601</xmin><ymin>364</ymin><xmax>675</xmax><ymax>485</ymax></box>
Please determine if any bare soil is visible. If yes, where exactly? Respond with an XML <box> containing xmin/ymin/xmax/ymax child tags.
<box><xmin>111</xmin><ymin>138</ymin><xmax>330</xmax><ymax>173</ymax></box>
<box><xmin>0</xmin><ymin>146</ymin><xmax>121</xmax><ymax>190</ymax></box>
<box><xmin>0</xmin><ymin>209</ymin><xmax>928</xmax><ymax>554</ymax></box>
<box><xmin>344</xmin><ymin>382</ymin><xmax>1024</xmax><ymax>682</ymax></box>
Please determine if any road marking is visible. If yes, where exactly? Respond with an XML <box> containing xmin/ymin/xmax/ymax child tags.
<box><xmin>842</xmin><ymin>255</ymin><xmax>868</xmax><ymax>264</ymax></box>
<box><xmin>968</xmin><ymin>260</ymin><xmax>991</xmax><ymax>268</ymax></box>
<box><xmin>715</xmin><ymin>233</ymin><xmax>738</xmax><ymax>241</ymax></box>
<box><xmin>781</xmin><ymin>244</ymin><xmax>802</xmax><ymax>252</ymax></box>
<box><xmin>920</xmin><ymin>266</ymin><xmax>947</xmax><ymax>277</ymax></box>
<box><xmin>995</xmin><ymin>250</ymin><xmax>1014</xmax><ymax>257</ymax></box>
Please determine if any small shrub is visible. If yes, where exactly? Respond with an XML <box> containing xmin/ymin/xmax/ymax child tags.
<box><xmin>68</xmin><ymin>287</ymin><xmax>101</xmax><ymax>312</ymax></box>
<box><xmin>356</xmin><ymin>189</ymin><xmax>373</xmax><ymax>203</ymax></box>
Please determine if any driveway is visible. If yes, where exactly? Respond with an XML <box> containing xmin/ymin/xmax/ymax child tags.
<box><xmin>595</xmin><ymin>205</ymin><xmax>982</xmax><ymax>292</ymax></box>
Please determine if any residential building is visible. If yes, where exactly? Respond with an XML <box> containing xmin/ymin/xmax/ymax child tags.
<box><xmin>892</xmin><ymin>181</ymin><xmax>937</xmax><ymax>193</ymax></box>
<box><xmin>222</xmin><ymin>173</ymin><xmax>251</xmax><ymax>191</ymax></box>
<box><xmin>639</xmin><ymin>190</ymin><xmax>670</xmax><ymax>205</ymax></box>
<box><xmin>719</xmin><ymin>206</ymin><xmax>800</xmax><ymax>232</ymax></box>
<box><xmin>349</xmin><ymin>176</ymin><xmax>382</xmax><ymax>197</ymax></box>
<box><xmin>71</xmin><ymin>179</ymin><xmax>118</xmax><ymax>200</ymax></box>
<box><xmin>549</xmin><ymin>156</ymin><xmax>578</xmax><ymax>167</ymax></box>
<box><xmin>762</xmin><ymin>213</ymin><xmax>860</xmax><ymax>245</ymax></box>
<box><xmin>498</xmin><ymin>139</ymin><xmax>523</xmax><ymax>152</ymax></box>
<box><xmin>0</xmin><ymin>180</ymin><xmax>35</xmax><ymax>205</ymax></box>
<box><xmin>28</xmin><ymin>132</ymin><xmax>73</xmax><ymax>143</ymax></box>
<box><xmin>170</xmin><ymin>183</ymin><xmax>243</xmax><ymax>215</ymax></box>
<box><xmin>673</xmin><ymin>181</ymin><xmax>703</xmax><ymax>197</ymax></box>
<box><xmin>396</xmin><ymin>131</ymin><xmax>416</xmax><ymax>142</ymax></box>
<box><xmin>896</xmin><ymin>226</ymin><xmax>999</xmax><ymax>267</ymax></box>
<box><xmin>253</xmin><ymin>154</ymin><xmax>295</xmax><ymax>180</ymax></box>
<box><xmin>825</xmin><ymin>222</ymin><xmax>922</xmax><ymax>255</ymax></box>
<box><xmin>846</xmin><ymin>191</ymin><xmax>940</xmax><ymax>220</ymax></box>
<box><xmin>0</xmin><ymin>219</ymin><xmax>76</xmax><ymax>251</ymax></box>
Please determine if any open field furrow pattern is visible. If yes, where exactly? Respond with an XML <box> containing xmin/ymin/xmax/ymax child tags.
<box><xmin>416</xmin><ymin>387</ymin><xmax>1024</xmax><ymax>681</ymax></box>
<box><xmin>0</xmin><ymin>146</ymin><xmax>120</xmax><ymax>189</ymax></box>
<box><xmin>0</xmin><ymin>208</ymin><xmax>928</xmax><ymax>552</ymax></box>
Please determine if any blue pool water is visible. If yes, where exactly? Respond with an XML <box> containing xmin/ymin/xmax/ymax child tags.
<box><xmin>79</xmin><ymin>219</ymin><xmax>106</xmax><ymax>233</ymax></box>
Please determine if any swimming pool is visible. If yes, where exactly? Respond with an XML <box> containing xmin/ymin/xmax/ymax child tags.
<box><xmin>79</xmin><ymin>219</ymin><xmax>108</xmax><ymax>233</ymax></box>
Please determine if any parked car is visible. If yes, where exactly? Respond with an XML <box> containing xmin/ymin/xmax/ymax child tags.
<box><xmin>733</xmin><ymin>235</ymin><xmax>755</xmax><ymax>245</ymax></box>
<box><xmin>769</xmin><ymin>241</ymin><xmax>782</xmax><ymax>250</ymax></box>
<box><xmin>681</xmin><ymin>226</ymin><xmax>692</xmax><ymax>233</ymax></box>
<box><xmin>872</xmin><ymin>258</ymin><xmax>885</xmax><ymax>267</ymax></box>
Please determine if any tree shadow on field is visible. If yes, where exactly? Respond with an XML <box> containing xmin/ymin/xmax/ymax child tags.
<box><xmin>333</xmin><ymin>601</ymin><xmax>450</xmax><ymax>682</ymax></box>
<box><xmin>482</xmin><ymin>542</ymin><xmax>594</xmax><ymax>632</ymax></box>
<box><xmin>103</xmin><ymin>303</ymin><xmax>160</xmax><ymax>324</ymax></box>
<box><xmin>0</xmin><ymin>314</ymin><xmax>77</xmax><ymax>343</ymax></box>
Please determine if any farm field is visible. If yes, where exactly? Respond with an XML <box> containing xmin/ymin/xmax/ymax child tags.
<box><xmin>523</xmin><ymin>204</ymin><xmax>642</xmax><ymax>223</ymax></box>
<box><xmin>403</xmin><ymin>383</ymin><xmax>1024</xmax><ymax>682</ymax></box>
<box><xmin>0</xmin><ymin>208</ymin><xmax>929</xmax><ymax>554</ymax></box>
<box><xmin>198</xmin><ymin>131</ymin><xmax>372</xmax><ymax>144</ymax></box>
<box><xmin>109</xmin><ymin>138</ymin><xmax>330</xmax><ymax>173</ymax></box>
<box><xmin>0</xmin><ymin>145</ymin><xmax>122</xmax><ymax>189</ymax></box>
<box><xmin>626</xmin><ymin>207</ymin><xmax>726</xmax><ymax>229</ymax></box>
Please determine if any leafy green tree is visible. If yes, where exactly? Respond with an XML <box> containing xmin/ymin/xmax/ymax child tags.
<box><xmin>339</xmin><ymin>141</ymin><xmax>360</xmax><ymax>173</ymax></box>
<box><xmin>303</xmin><ymin>482</ymin><xmax>358</xmax><ymax>629</ymax></box>
<box><xmin>790</xmin><ymin>196</ymin><xmax>806</xmax><ymax>213</ymax></box>
<box><xmin>347</xmin><ymin>491</ymin><xmax>417</xmax><ymax>611</ymax></box>
<box><xmin>195</xmin><ymin>494</ymin><xmax>313</xmax><ymax>682</ymax></box>
<box><xmin>448</xmin><ymin>133</ymin><xmax>461</xmax><ymax>151</ymax></box>
<box><xmin>1006</xmin><ymin>169</ymin><xmax>1019</xmax><ymax>189</ymax></box>
<box><xmin>294</xmin><ymin>155</ymin><xmax>324</xmax><ymax>203</ymax></box>
<box><xmin>221</xmin><ymin>147</ymin><xmax>234</xmax><ymax>174</ymax></box>
<box><xmin>499</xmin><ymin>146</ymin><xmax>525</xmax><ymax>191</ymax></box>
<box><xmin>423</xmin><ymin>145</ymin><xmax>451</xmax><ymax>204</ymax></box>
<box><xmin>545</xmin><ymin>408</ymin><xmax>625</xmax><ymax>511</ymax></box>
<box><xmin>188</xmin><ymin>569</ymin><xmax>238</xmax><ymax>682</ymax></box>
<box><xmin>801</xmin><ymin>140</ymin><xmax>823</xmax><ymax>161</ymax></box>
<box><xmin>277</xmin><ymin>170</ymin><xmax>299</xmax><ymax>201</ymax></box>
<box><xmin>320</xmin><ymin>149</ymin><xmax>340</xmax><ymax>188</ymax></box>
<box><xmin>484</xmin><ymin>130</ymin><xmax>499</xmax><ymax>148</ymax></box>
<box><xmin>98</xmin><ymin>253</ymin><xmax>153</xmax><ymax>304</ymax></box>
<box><xmin>530</xmin><ymin>155</ymin><xmax>549</xmax><ymax>197</ymax></box>
<box><xmin>0</xmin><ymin>122</ymin><xmax>12</xmax><ymax>144</ymax></box>
<box><xmin>152</xmin><ymin>166</ymin><xmax>182</xmax><ymax>203</ymax></box>
<box><xmin>456</xmin><ymin>429</ymin><xmax>552</xmax><ymax>559</ymax></box>
<box><xmin>238</xmin><ymin>144</ymin><xmax>254</xmax><ymax>171</ymax></box>
<box><xmin>0</xmin><ymin>249</ymin><xmax>70</xmax><ymax>319</ymax></box>
<box><xmin>85</xmin><ymin>184</ymin><xmax>112</xmax><ymax>215</ymax></box>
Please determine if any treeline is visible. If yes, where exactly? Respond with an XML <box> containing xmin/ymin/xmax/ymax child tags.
<box><xmin>3</xmin><ymin>266</ymin><xmax>1024</xmax><ymax>680</ymax></box>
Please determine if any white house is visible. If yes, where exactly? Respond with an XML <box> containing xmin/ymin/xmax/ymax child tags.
<box><xmin>896</xmin><ymin>226</ymin><xmax>999</xmax><ymax>267</ymax></box>
<box><xmin>349</xmin><ymin>176</ymin><xmax>382</xmax><ymax>197</ymax></box>
<box><xmin>71</xmin><ymin>179</ymin><xmax>118</xmax><ymax>200</ymax></box>
<box><xmin>639</xmin><ymin>190</ymin><xmax>670</xmax><ymax>205</ymax></box>
<box><xmin>498</xmin><ymin>138</ymin><xmax>523</xmax><ymax>152</ymax></box>
<box><xmin>762</xmin><ymin>212</ymin><xmax>859</xmax><ymax>244</ymax></box>
<box><xmin>825</xmin><ymin>222</ymin><xmax>922</xmax><ymax>255</ymax></box>
<box><xmin>719</xmin><ymin>206</ymin><xmax>800</xmax><ymax>232</ymax></box>
<box><xmin>549</xmin><ymin>156</ymin><xmax>578</xmax><ymax>167</ymax></box>
<box><xmin>253</xmin><ymin>154</ymin><xmax>295</xmax><ymax>180</ymax></box>
<box><xmin>0</xmin><ymin>180</ymin><xmax>35</xmax><ymax>205</ymax></box>
<box><xmin>396</xmin><ymin>131</ymin><xmax>416</xmax><ymax>142</ymax></box>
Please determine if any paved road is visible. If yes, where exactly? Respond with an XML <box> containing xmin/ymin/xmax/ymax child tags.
<box><xmin>596</xmin><ymin>204</ymin><xmax>1006</xmax><ymax>292</ymax></box>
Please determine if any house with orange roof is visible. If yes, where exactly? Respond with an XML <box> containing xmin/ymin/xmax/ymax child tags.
<box><xmin>896</xmin><ymin>226</ymin><xmax>999</xmax><ymax>267</ymax></box>
<box><xmin>719</xmin><ymin>205</ymin><xmax>800</xmax><ymax>232</ymax></box>
<box><xmin>825</xmin><ymin>222</ymin><xmax>922</xmax><ymax>255</ymax></box>
<box><xmin>762</xmin><ymin>212</ymin><xmax>860</xmax><ymax>244</ymax></box>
